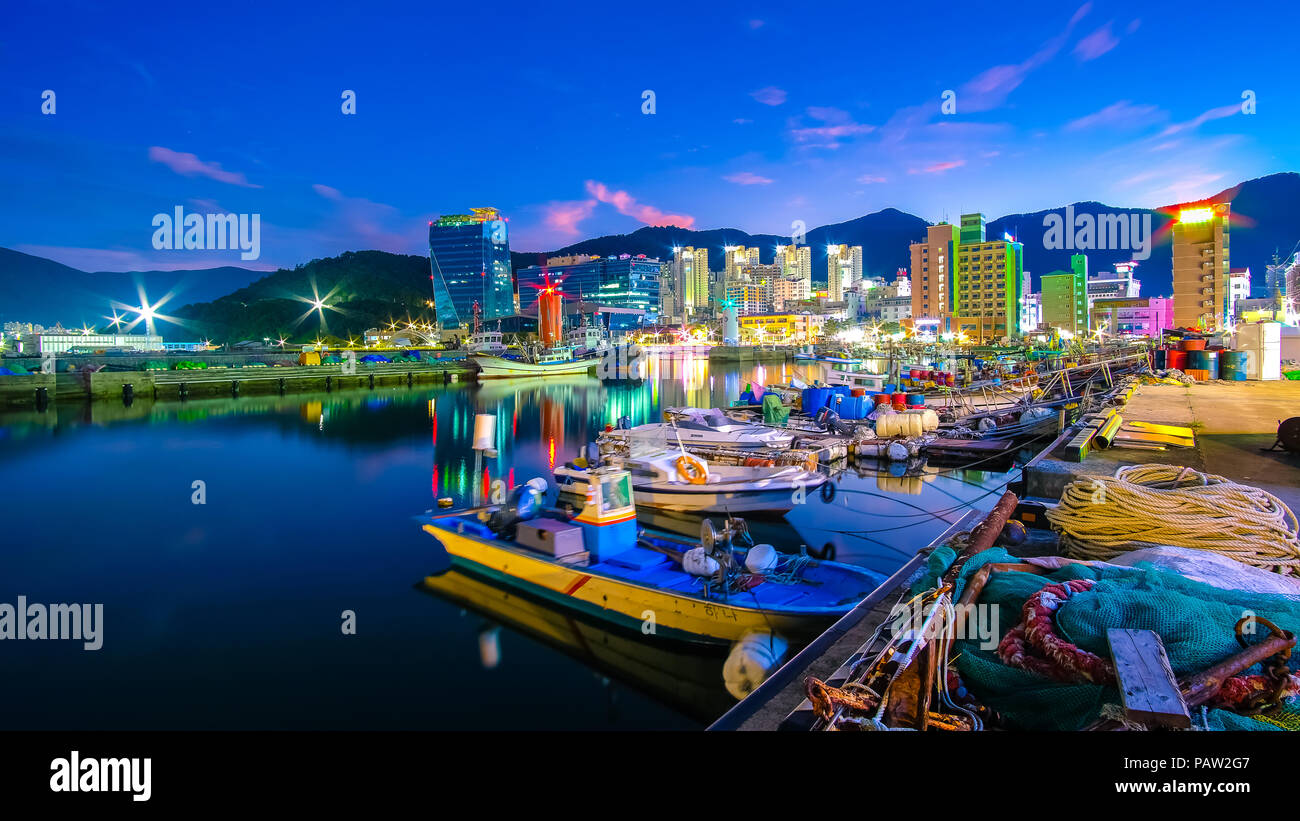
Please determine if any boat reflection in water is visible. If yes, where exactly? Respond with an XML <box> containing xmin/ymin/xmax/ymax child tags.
<box><xmin>418</xmin><ymin>568</ymin><xmax>739</xmax><ymax>722</ymax></box>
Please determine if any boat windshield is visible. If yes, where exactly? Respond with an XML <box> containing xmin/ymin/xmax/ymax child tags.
<box><xmin>600</xmin><ymin>474</ymin><xmax>633</xmax><ymax>512</ymax></box>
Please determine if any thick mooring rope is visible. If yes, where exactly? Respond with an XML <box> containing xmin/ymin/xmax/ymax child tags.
<box><xmin>1045</xmin><ymin>464</ymin><xmax>1300</xmax><ymax>577</ymax></box>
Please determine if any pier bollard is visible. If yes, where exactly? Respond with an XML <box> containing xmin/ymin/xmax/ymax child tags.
<box><xmin>35</xmin><ymin>386</ymin><xmax>48</xmax><ymax>412</ymax></box>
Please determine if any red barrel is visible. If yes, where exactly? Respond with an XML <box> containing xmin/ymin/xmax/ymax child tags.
<box><xmin>1180</xmin><ymin>338</ymin><xmax>1206</xmax><ymax>352</ymax></box>
<box><xmin>892</xmin><ymin>392</ymin><xmax>907</xmax><ymax>406</ymax></box>
<box><xmin>850</xmin><ymin>388</ymin><xmax>866</xmax><ymax>397</ymax></box>
<box><xmin>1166</xmin><ymin>349</ymin><xmax>1188</xmax><ymax>371</ymax></box>
<box><xmin>873</xmin><ymin>393</ymin><xmax>891</xmax><ymax>407</ymax></box>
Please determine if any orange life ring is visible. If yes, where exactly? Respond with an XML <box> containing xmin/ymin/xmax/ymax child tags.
<box><xmin>675</xmin><ymin>454</ymin><xmax>708</xmax><ymax>484</ymax></box>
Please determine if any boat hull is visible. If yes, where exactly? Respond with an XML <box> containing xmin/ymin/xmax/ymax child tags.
<box><xmin>422</xmin><ymin>522</ymin><xmax>846</xmax><ymax>644</ymax></box>
<box><xmin>471</xmin><ymin>354</ymin><xmax>595</xmax><ymax>379</ymax></box>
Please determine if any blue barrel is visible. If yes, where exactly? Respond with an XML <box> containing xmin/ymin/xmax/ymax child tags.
<box><xmin>1221</xmin><ymin>351</ymin><xmax>1247</xmax><ymax>381</ymax></box>
<box><xmin>1187</xmin><ymin>349</ymin><xmax>1219</xmax><ymax>379</ymax></box>
<box><xmin>906</xmin><ymin>394</ymin><xmax>925</xmax><ymax>407</ymax></box>
<box><xmin>862</xmin><ymin>397</ymin><xmax>875</xmax><ymax>416</ymax></box>
<box><xmin>883</xmin><ymin>384</ymin><xmax>896</xmax><ymax>393</ymax></box>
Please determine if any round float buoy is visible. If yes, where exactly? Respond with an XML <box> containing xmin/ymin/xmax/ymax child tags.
<box><xmin>723</xmin><ymin>632</ymin><xmax>789</xmax><ymax>699</ymax></box>
<box><xmin>998</xmin><ymin>520</ymin><xmax>1028</xmax><ymax>547</ymax></box>
<box><xmin>820</xmin><ymin>481</ymin><xmax>836</xmax><ymax>503</ymax></box>
<box><xmin>683</xmin><ymin>547</ymin><xmax>721</xmax><ymax>576</ymax></box>
<box><xmin>745</xmin><ymin>544</ymin><xmax>778</xmax><ymax>573</ymax></box>
<box><xmin>675</xmin><ymin>454</ymin><xmax>709</xmax><ymax>484</ymax></box>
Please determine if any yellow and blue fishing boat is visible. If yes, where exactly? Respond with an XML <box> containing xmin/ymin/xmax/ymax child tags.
<box><xmin>417</xmin><ymin>467</ymin><xmax>882</xmax><ymax>645</ymax></box>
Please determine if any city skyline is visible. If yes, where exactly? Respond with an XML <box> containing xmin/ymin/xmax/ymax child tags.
<box><xmin>3</xmin><ymin>1</ymin><xmax>1297</xmax><ymax>272</ymax></box>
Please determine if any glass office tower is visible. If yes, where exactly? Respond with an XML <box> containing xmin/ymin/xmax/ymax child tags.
<box><xmin>428</xmin><ymin>207</ymin><xmax>514</xmax><ymax>328</ymax></box>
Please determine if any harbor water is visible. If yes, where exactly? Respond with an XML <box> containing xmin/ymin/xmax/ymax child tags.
<box><xmin>0</xmin><ymin>356</ymin><xmax>1016</xmax><ymax>729</ymax></box>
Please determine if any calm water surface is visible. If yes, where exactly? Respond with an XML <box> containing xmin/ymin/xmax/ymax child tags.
<box><xmin>0</xmin><ymin>357</ymin><xmax>1013</xmax><ymax>729</ymax></box>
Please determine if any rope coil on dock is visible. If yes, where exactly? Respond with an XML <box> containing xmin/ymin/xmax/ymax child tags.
<box><xmin>1046</xmin><ymin>464</ymin><xmax>1300</xmax><ymax>577</ymax></box>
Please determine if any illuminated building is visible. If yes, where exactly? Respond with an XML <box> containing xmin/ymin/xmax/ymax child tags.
<box><xmin>952</xmin><ymin>214</ymin><xmax>1023</xmax><ymax>339</ymax></box>
<box><xmin>909</xmin><ymin>223</ymin><xmax>957</xmax><ymax>327</ymax></box>
<box><xmin>428</xmin><ymin>207</ymin><xmax>514</xmax><ymax>328</ymax></box>
<box><xmin>516</xmin><ymin>255</ymin><xmax>662</xmax><ymax>328</ymax></box>
<box><xmin>1171</xmin><ymin>202</ymin><xmax>1230</xmax><ymax>330</ymax></box>
<box><xmin>774</xmin><ymin>244</ymin><xmax>812</xmax><ymax>288</ymax></box>
<box><xmin>672</xmin><ymin>246</ymin><xmax>710</xmax><ymax>317</ymax></box>
<box><xmin>1040</xmin><ymin>257</ymin><xmax>1089</xmax><ymax>335</ymax></box>
<box><xmin>1087</xmin><ymin>261</ymin><xmax>1142</xmax><ymax>312</ymax></box>
<box><xmin>1228</xmin><ymin>267</ymin><xmax>1252</xmax><ymax>320</ymax></box>
<box><xmin>1091</xmin><ymin>297</ymin><xmax>1172</xmax><ymax>339</ymax></box>
<box><xmin>826</xmin><ymin>244</ymin><xmax>863</xmax><ymax>301</ymax></box>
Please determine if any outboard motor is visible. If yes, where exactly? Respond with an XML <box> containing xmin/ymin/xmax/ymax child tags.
<box><xmin>487</xmin><ymin>478</ymin><xmax>548</xmax><ymax>539</ymax></box>
<box><xmin>814</xmin><ymin>406</ymin><xmax>839</xmax><ymax>431</ymax></box>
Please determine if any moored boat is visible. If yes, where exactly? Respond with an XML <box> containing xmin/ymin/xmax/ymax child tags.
<box><xmin>417</xmin><ymin>468</ymin><xmax>882</xmax><ymax>644</ymax></box>
<box><xmin>471</xmin><ymin>345</ymin><xmax>595</xmax><ymax>378</ymax></box>
<box><xmin>553</xmin><ymin>449</ymin><xmax>826</xmax><ymax>515</ymax></box>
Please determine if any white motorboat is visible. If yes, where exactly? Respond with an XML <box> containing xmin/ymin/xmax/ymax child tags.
<box><xmin>607</xmin><ymin>408</ymin><xmax>796</xmax><ymax>451</ymax></box>
<box><xmin>554</xmin><ymin>451</ymin><xmax>826</xmax><ymax>515</ymax></box>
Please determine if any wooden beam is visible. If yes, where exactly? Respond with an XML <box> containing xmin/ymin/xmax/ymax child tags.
<box><xmin>1106</xmin><ymin>628</ymin><xmax>1191</xmax><ymax>729</ymax></box>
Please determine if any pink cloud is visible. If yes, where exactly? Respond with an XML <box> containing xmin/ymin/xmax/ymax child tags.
<box><xmin>543</xmin><ymin>199</ymin><xmax>598</xmax><ymax>236</ymax></box>
<box><xmin>1158</xmin><ymin>103</ymin><xmax>1240</xmax><ymax>137</ymax></box>
<box><xmin>312</xmin><ymin>184</ymin><xmax>344</xmax><ymax>200</ymax></box>
<box><xmin>1064</xmin><ymin>100</ymin><xmax>1160</xmax><ymax>131</ymax></box>
<box><xmin>909</xmin><ymin>160</ymin><xmax>965</xmax><ymax>175</ymax></box>
<box><xmin>958</xmin><ymin>4</ymin><xmax>1090</xmax><ymax>112</ymax></box>
<box><xmin>750</xmin><ymin>86</ymin><xmax>787</xmax><ymax>106</ymax></box>
<box><xmin>789</xmin><ymin>106</ymin><xmax>875</xmax><ymax>148</ymax></box>
<box><xmin>148</xmin><ymin>146</ymin><xmax>261</xmax><ymax>188</ymax></box>
<box><xmin>584</xmin><ymin>181</ymin><xmax>695</xmax><ymax>229</ymax></box>
<box><xmin>1074</xmin><ymin>22</ymin><xmax>1119</xmax><ymax>61</ymax></box>
<box><xmin>723</xmin><ymin>172</ymin><xmax>773</xmax><ymax>185</ymax></box>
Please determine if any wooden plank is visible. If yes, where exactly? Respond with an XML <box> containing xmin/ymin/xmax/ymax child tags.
<box><xmin>1106</xmin><ymin>628</ymin><xmax>1191</xmax><ymax>729</ymax></box>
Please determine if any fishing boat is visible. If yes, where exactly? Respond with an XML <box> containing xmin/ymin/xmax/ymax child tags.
<box><xmin>416</xmin><ymin>468</ymin><xmax>882</xmax><ymax>644</ymax></box>
<box><xmin>606</xmin><ymin>408</ymin><xmax>796</xmax><ymax>451</ymax></box>
<box><xmin>819</xmin><ymin>363</ymin><xmax>888</xmax><ymax>393</ymax></box>
<box><xmin>553</xmin><ymin>449</ymin><xmax>827</xmax><ymax>515</ymax></box>
<box><xmin>471</xmin><ymin>344</ymin><xmax>595</xmax><ymax>379</ymax></box>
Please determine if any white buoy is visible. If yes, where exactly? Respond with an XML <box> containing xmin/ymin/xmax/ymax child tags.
<box><xmin>723</xmin><ymin>631</ymin><xmax>789</xmax><ymax>699</ymax></box>
<box><xmin>683</xmin><ymin>547</ymin><xmax>721</xmax><ymax>577</ymax></box>
<box><xmin>887</xmin><ymin>441</ymin><xmax>910</xmax><ymax>461</ymax></box>
<box><xmin>473</xmin><ymin>413</ymin><xmax>497</xmax><ymax>451</ymax></box>
<box><xmin>745</xmin><ymin>544</ymin><xmax>778</xmax><ymax>573</ymax></box>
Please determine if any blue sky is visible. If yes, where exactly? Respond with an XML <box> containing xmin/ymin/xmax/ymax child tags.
<box><xmin>2</xmin><ymin>0</ymin><xmax>1296</xmax><ymax>271</ymax></box>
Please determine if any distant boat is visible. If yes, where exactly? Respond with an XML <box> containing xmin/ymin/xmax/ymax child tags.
<box><xmin>417</xmin><ymin>468</ymin><xmax>881</xmax><ymax>644</ymax></box>
<box><xmin>605</xmin><ymin>409</ymin><xmax>795</xmax><ymax>451</ymax></box>
<box><xmin>471</xmin><ymin>346</ymin><xmax>595</xmax><ymax>379</ymax></box>
<box><xmin>554</xmin><ymin>450</ymin><xmax>826</xmax><ymax>515</ymax></box>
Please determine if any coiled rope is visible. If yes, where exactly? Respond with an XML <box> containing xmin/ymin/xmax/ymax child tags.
<box><xmin>1046</xmin><ymin>464</ymin><xmax>1300</xmax><ymax>577</ymax></box>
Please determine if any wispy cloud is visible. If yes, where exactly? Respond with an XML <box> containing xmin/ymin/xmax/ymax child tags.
<box><xmin>312</xmin><ymin>183</ymin><xmax>344</xmax><ymax>200</ymax></box>
<box><xmin>1158</xmin><ymin>103</ymin><xmax>1240</xmax><ymax>137</ymax></box>
<box><xmin>909</xmin><ymin>160</ymin><xmax>965</xmax><ymax>175</ymax></box>
<box><xmin>856</xmin><ymin>174</ymin><xmax>887</xmax><ymax>184</ymax></box>
<box><xmin>584</xmin><ymin>181</ymin><xmax>695</xmax><ymax>229</ymax></box>
<box><xmin>1074</xmin><ymin>22</ymin><xmax>1119</xmax><ymax>61</ymax></box>
<box><xmin>1064</xmin><ymin>100</ymin><xmax>1161</xmax><ymax>131</ymax></box>
<box><xmin>959</xmin><ymin>3</ymin><xmax>1091</xmax><ymax>112</ymax></box>
<box><xmin>750</xmin><ymin>86</ymin><xmax>787</xmax><ymax>106</ymax></box>
<box><xmin>789</xmin><ymin>106</ymin><xmax>875</xmax><ymax>148</ymax></box>
<box><xmin>723</xmin><ymin>172</ymin><xmax>773</xmax><ymax>185</ymax></box>
<box><xmin>148</xmin><ymin>146</ymin><xmax>261</xmax><ymax>188</ymax></box>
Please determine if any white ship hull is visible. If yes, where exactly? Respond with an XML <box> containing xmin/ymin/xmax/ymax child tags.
<box><xmin>471</xmin><ymin>354</ymin><xmax>595</xmax><ymax>379</ymax></box>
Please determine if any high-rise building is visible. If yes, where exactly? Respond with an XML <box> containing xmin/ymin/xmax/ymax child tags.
<box><xmin>1041</xmin><ymin>258</ymin><xmax>1089</xmax><ymax>336</ymax></box>
<box><xmin>672</xmin><ymin>246</ymin><xmax>710</xmax><ymax>317</ymax></box>
<box><xmin>724</xmin><ymin>245</ymin><xmax>760</xmax><ymax>285</ymax></box>
<box><xmin>826</xmin><ymin>244</ymin><xmax>863</xmax><ymax>301</ymax></box>
<box><xmin>1228</xmin><ymin>267</ymin><xmax>1252</xmax><ymax>320</ymax></box>
<box><xmin>952</xmin><ymin>214</ymin><xmax>1023</xmax><ymax>339</ymax></box>
<box><xmin>775</xmin><ymin>244</ymin><xmax>812</xmax><ymax>288</ymax></box>
<box><xmin>1171</xmin><ymin>202</ymin><xmax>1230</xmax><ymax>331</ymax></box>
<box><xmin>909</xmin><ymin>223</ymin><xmax>958</xmax><ymax>324</ymax></box>
<box><xmin>428</xmin><ymin>207</ymin><xmax>515</xmax><ymax>328</ymax></box>
<box><xmin>658</xmin><ymin>260</ymin><xmax>676</xmax><ymax>321</ymax></box>
<box><xmin>516</xmin><ymin>254</ymin><xmax>662</xmax><ymax>328</ymax></box>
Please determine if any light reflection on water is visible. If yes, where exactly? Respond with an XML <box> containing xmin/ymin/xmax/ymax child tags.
<box><xmin>0</xmin><ymin>356</ymin><xmax>1012</xmax><ymax>729</ymax></box>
